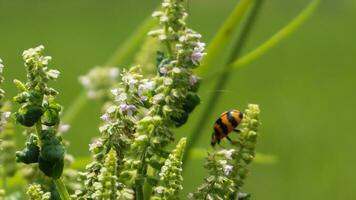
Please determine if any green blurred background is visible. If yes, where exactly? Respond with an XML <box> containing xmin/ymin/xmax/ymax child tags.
<box><xmin>0</xmin><ymin>0</ymin><xmax>355</xmax><ymax>199</ymax></box>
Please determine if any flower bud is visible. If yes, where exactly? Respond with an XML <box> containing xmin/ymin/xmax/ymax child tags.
<box><xmin>15</xmin><ymin>104</ymin><xmax>44</xmax><ymax>127</ymax></box>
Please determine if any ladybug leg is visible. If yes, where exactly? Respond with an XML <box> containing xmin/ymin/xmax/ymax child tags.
<box><xmin>226</xmin><ymin>136</ymin><xmax>233</xmax><ymax>142</ymax></box>
<box><xmin>227</xmin><ymin>135</ymin><xmax>240</xmax><ymax>145</ymax></box>
<box><xmin>234</xmin><ymin>129</ymin><xmax>241</xmax><ymax>133</ymax></box>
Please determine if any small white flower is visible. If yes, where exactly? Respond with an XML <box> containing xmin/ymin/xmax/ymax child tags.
<box><xmin>126</xmin><ymin>105</ymin><xmax>137</xmax><ymax>117</ymax></box>
<box><xmin>160</xmin><ymin>15</ymin><xmax>169</xmax><ymax>22</ymax></box>
<box><xmin>220</xmin><ymin>149</ymin><xmax>235</xmax><ymax>160</ymax></box>
<box><xmin>140</xmin><ymin>95</ymin><xmax>148</xmax><ymax>101</ymax></box>
<box><xmin>189</xmin><ymin>75</ymin><xmax>198</xmax><ymax>86</ymax></box>
<box><xmin>116</xmin><ymin>93</ymin><xmax>128</xmax><ymax>102</ymax></box>
<box><xmin>2</xmin><ymin>112</ymin><xmax>11</xmax><ymax>119</ymax></box>
<box><xmin>99</xmin><ymin>124</ymin><xmax>110</xmax><ymax>133</ymax></box>
<box><xmin>159</xmin><ymin>67</ymin><xmax>168</xmax><ymax>75</ymax></box>
<box><xmin>106</xmin><ymin>106</ymin><xmax>117</xmax><ymax>114</ymax></box>
<box><xmin>89</xmin><ymin>140</ymin><xmax>103</xmax><ymax>151</ymax></box>
<box><xmin>79</xmin><ymin>76</ymin><xmax>91</xmax><ymax>87</ymax></box>
<box><xmin>47</xmin><ymin>69</ymin><xmax>60</xmax><ymax>79</ymax></box>
<box><xmin>191</xmin><ymin>42</ymin><xmax>206</xmax><ymax>65</ymax></box>
<box><xmin>223</xmin><ymin>164</ymin><xmax>233</xmax><ymax>176</ymax></box>
<box><xmin>153</xmin><ymin>93</ymin><xmax>164</xmax><ymax>103</ymax></box>
<box><xmin>163</xmin><ymin>78</ymin><xmax>173</xmax><ymax>86</ymax></box>
<box><xmin>128</xmin><ymin>78</ymin><xmax>138</xmax><ymax>89</ymax></box>
<box><xmin>172</xmin><ymin>67</ymin><xmax>181</xmax><ymax>74</ymax></box>
<box><xmin>100</xmin><ymin>113</ymin><xmax>110</xmax><ymax>121</ymax></box>
<box><xmin>155</xmin><ymin>186</ymin><xmax>165</xmax><ymax>194</ymax></box>
<box><xmin>110</xmin><ymin>89</ymin><xmax>120</xmax><ymax>96</ymax></box>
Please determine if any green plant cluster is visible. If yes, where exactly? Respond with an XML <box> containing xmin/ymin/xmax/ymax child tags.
<box><xmin>5</xmin><ymin>0</ymin><xmax>330</xmax><ymax>198</ymax></box>
<box><xmin>13</xmin><ymin>46</ymin><xmax>65</xmax><ymax>179</ymax></box>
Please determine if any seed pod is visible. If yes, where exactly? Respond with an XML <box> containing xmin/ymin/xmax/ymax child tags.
<box><xmin>15</xmin><ymin>104</ymin><xmax>44</xmax><ymax>127</ymax></box>
<box><xmin>38</xmin><ymin>129</ymin><xmax>65</xmax><ymax>178</ymax></box>
<box><xmin>171</xmin><ymin>111</ymin><xmax>189</xmax><ymax>127</ymax></box>
<box><xmin>42</xmin><ymin>108</ymin><xmax>60</xmax><ymax>126</ymax></box>
<box><xmin>183</xmin><ymin>93</ymin><xmax>200</xmax><ymax>113</ymax></box>
<box><xmin>15</xmin><ymin>135</ymin><xmax>40</xmax><ymax>164</ymax></box>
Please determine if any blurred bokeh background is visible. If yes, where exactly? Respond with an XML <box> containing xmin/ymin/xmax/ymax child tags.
<box><xmin>0</xmin><ymin>0</ymin><xmax>355</xmax><ymax>199</ymax></box>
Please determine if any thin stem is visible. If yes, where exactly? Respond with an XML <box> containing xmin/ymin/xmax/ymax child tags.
<box><xmin>62</xmin><ymin>91</ymin><xmax>87</xmax><ymax>123</ymax></box>
<box><xmin>53</xmin><ymin>178</ymin><xmax>71</xmax><ymax>200</ymax></box>
<box><xmin>230</xmin><ymin>0</ymin><xmax>320</xmax><ymax>68</ymax></box>
<box><xmin>183</xmin><ymin>0</ymin><xmax>263</xmax><ymax>165</ymax></box>
<box><xmin>194</xmin><ymin>0</ymin><xmax>256</xmax><ymax>76</ymax></box>
<box><xmin>105</xmin><ymin>17</ymin><xmax>156</xmax><ymax>67</ymax></box>
<box><xmin>35</xmin><ymin>121</ymin><xmax>43</xmax><ymax>146</ymax></box>
<box><xmin>61</xmin><ymin>14</ymin><xmax>157</xmax><ymax>124</ymax></box>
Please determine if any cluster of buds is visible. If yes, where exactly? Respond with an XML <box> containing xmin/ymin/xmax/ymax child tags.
<box><xmin>13</xmin><ymin>46</ymin><xmax>66</xmax><ymax>179</ymax></box>
<box><xmin>151</xmin><ymin>138</ymin><xmax>187</xmax><ymax>200</ymax></box>
<box><xmin>189</xmin><ymin>104</ymin><xmax>260</xmax><ymax>200</ymax></box>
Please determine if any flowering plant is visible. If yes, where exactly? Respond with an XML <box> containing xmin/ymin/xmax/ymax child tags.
<box><xmin>0</xmin><ymin>0</ymin><xmax>319</xmax><ymax>199</ymax></box>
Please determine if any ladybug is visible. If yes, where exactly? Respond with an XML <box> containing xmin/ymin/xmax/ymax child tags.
<box><xmin>211</xmin><ymin>110</ymin><xmax>243</xmax><ymax>146</ymax></box>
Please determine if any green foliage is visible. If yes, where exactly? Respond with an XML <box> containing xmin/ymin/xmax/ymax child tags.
<box><xmin>151</xmin><ymin>138</ymin><xmax>187</xmax><ymax>200</ymax></box>
<box><xmin>0</xmin><ymin>0</ymin><xmax>322</xmax><ymax>198</ymax></box>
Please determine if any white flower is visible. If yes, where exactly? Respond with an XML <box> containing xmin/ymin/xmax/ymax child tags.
<box><xmin>219</xmin><ymin>149</ymin><xmax>235</xmax><ymax>160</ymax></box>
<box><xmin>119</xmin><ymin>104</ymin><xmax>136</xmax><ymax>116</ymax></box>
<box><xmin>153</xmin><ymin>93</ymin><xmax>164</xmax><ymax>103</ymax></box>
<box><xmin>223</xmin><ymin>164</ymin><xmax>233</xmax><ymax>176</ymax></box>
<box><xmin>172</xmin><ymin>67</ymin><xmax>181</xmax><ymax>74</ymax></box>
<box><xmin>163</xmin><ymin>78</ymin><xmax>173</xmax><ymax>86</ymax></box>
<box><xmin>159</xmin><ymin>67</ymin><xmax>168</xmax><ymax>75</ymax></box>
<box><xmin>110</xmin><ymin>89</ymin><xmax>120</xmax><ymax>96</ymax></box>
<box><xmin>79</xmin><ymin>76</ymin><xmax>91</xmax><ymax>87</ymax></box>
<box><xmin>100</xmin><ymin>113</ymin><xmax>110</xmax><ymax>121</ymax></box>
<box><xmin>106</xmin><ymin>106</ymin><xmax>117</xmax><ymax>114</ymax></box>
<box><xmin>191</xmin><ymin>42</ymin><xmax>206</xmax><ymax>65</ymax></box>
<box><xmin>155</xmin><ymin>186</ymin><xmax>165</xmax><ymax>194</ymax></box>
<box><xmin>2</xmin><ymin>112</ymin><xmax>11</xmax><ymax>119</ymax></box>
<box><xmin>128</xmin><ymin>78</ymin><xmax>138</xmax><ymax>89</ymax></box>
<box><xmin>189</xmin><ymin>75</ymin><xmax>198</xmax><ymax>86</ymax></box>
<box><xmin>89</xmin><ymin>140</ymin><xmax>103</xmax><ymax>151</ymax></box>
<box><xmin>47</xmin><ymin>69</ymin><xmax>60</xmax><ymax>79</ymax></box>
<box><xmin>138</xmin><ymin>80</ymin><xmax>156</xmax><ymax>96</ymax></box>
<box><xmin>116</xmin><ymin>93</ymin><xmax>128</xmax><ymax>102</ymax></box>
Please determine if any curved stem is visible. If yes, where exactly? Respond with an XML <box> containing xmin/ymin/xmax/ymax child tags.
<box><xmin>231</xmin><ymin>0</ymin><xmax>320</xmax><ymax>68</ymax></box>
<box><xmin>194</xmin><ymin>0</ymin><xmax>256</xmax><ymax>76</ymax></box>
<box><xmin>53</xmin><ymin>178</ymin><xmax>71</xmax><ymax>200</ymax></box>
<box><xmin>62</xmin><ymin>91</ymin><xmax>87</xmax><ymax>123</ymax></box>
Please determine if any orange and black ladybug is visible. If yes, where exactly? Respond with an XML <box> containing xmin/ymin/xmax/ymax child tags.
<box><xmin>211</xmin><ymin>110</ymin><xmax>243</xmax><ymax>146</ymax></box>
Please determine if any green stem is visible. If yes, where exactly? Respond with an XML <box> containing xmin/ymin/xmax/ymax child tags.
<box><xmin>62</xmin><ymin>91</ymin><xmax>87</xmax><ymax>123</ymax></box>
<box><xmin>61</xmin><ymin>14</ymin><xmax>156</xmax><ymax>124</ymax></box>
<box><xmin>184</xmin><ymin>0</ymin><xmax>263</xmax><ymax>165</ymax></box>
<box><xmin>53</xmin><ymin>178</ymin><xmax>71</xmax><ymax>200</ymax></box>
<box><xmin>194</xmin><ymin>0</ymin><xmax>256</xmax><ymax>76</ymax></box>
<box><xmin>230</xmin><ymin>0</ymin><xmax>320</xmax><ymax>68</ymax></box>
